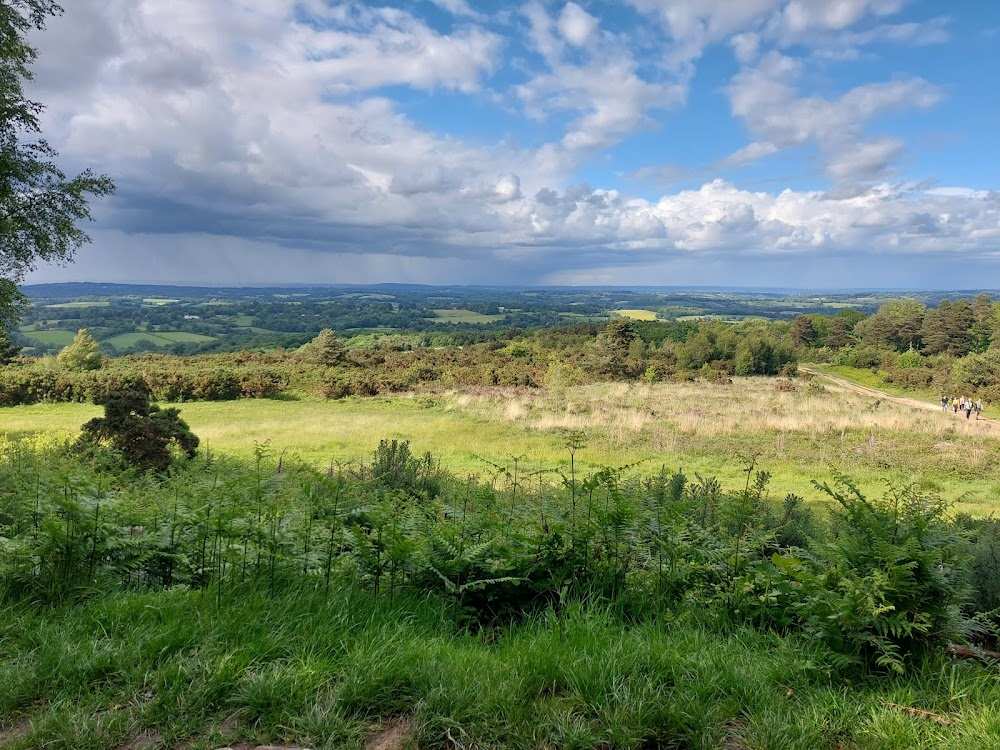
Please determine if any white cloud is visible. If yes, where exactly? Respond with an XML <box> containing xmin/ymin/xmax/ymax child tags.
<box><xmin>726</xmin><ymin>52</ymin><xmax>940</xmax><ymax>183</ymax></box>
<box><xmin>557</xmin><ymin>3</ymin><xmax>599</xmax><ymax>47</ymax></box>
<box><xmin>19</xmin><ymin>0</ymin><xmax>994</xmax><ymax>288</ymax></box>
<box><xmin>517</xmin><ymin>4</ymin><xmax>685</xmax><ymax>152</ymax></box>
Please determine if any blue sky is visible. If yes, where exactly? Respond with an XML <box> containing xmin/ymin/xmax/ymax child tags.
<box><xmin>23</xmin><ymin>0</ymin><xmax>1000</xmax><ymax>288</ymax></box>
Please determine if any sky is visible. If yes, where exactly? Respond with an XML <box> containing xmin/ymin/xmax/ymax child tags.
<box><xmin>21</xmin><ymin>0</ymin><xmax>1000</xmax><ymax>289</ymax></box>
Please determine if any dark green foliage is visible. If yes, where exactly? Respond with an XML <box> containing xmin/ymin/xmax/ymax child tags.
<box><xmin>0</xmin><ymin>326</ymin><xmax>19</xmax><ymax>363</ymax></box>
<box><xmin>854</xmin><ymin>299</ymin><xmax>926</xmax><ymax>352</ymax></box>
<box><xmin>954</xmin><ymin>514</ymin><xmax>1000</xmax><ymax>638</ymax></box>
<box><xmin>808</xmin><ymin>476</ymin><xmax>969</xmax><ymax>671</ymax></box>
<box><xmin>734</xmin><ymin>332</ymin><xmax>793</xmax><ymax>375</ymax></box>
<box><xmin>825</xmin><ymin>315</ymin><xmax>854</xmax><ymax>348</ymax></box>
<box><xmin>365</xmin><ymin>439</ymin><xmax>440</xmax><ymax>496</ymax></box>
<box><xmin>78</xmin><ymin>383</ymin><xmax>199</xmax><ymax>471</ymax></box>
<box><xmin>789</xmin><ymin>315</ymin><xmax>817</xmax><ymax>347</ymax></box>
<box><xmin>0</xmin><ymin>1</ymin><xmax>114</xmax><ymax>307</ymax></box>
<box><xmin>2</xmin><ymin>437</ymin><xmax>988</xmax><ymax>679</ymax></box>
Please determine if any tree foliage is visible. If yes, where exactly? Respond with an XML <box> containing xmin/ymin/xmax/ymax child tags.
<box><xmin>57</xmin><ymin>327</ymin><xmax>101</xmax><ymax>370</ymax></box>
<box><xmin>0</xmin><ymin>1</ymin><xmax>114</xmax><ymax>305</ymax></box>
<box><xmin>853</xmin><ymin>299</ymin><xmax>925</xmax><ymax>352</ymax></box>
<box><xmin>305</xmin><ymin>327</ymin><xmax>344</xmax><ymax>366</ymax></box>
<box><xmin>79</xmin><ymin>382</ymin><xmax>199</xmax><ymax>471</ymax></box>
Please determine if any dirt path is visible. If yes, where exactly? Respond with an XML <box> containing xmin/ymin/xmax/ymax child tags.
<box><xmin>799</xmin><ymin>367</ymin><xmax>998</xmax><ymax>427</ymax></box>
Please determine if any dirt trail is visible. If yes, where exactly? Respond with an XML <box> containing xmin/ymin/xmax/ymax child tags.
<box><xmin>799</xmin><ymin>367</ymin><xmax>998</xmax><ymax>427</ymax></box>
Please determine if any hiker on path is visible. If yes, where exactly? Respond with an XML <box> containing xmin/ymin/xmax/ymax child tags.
<box><xmin>942</xmin><ymin>394</ymin><xmax>949</xmax><ymax>412</ymax></box>
<box><xmin>953</xmin><ymin>396</ymin><xmax>960</xmax><ymax>413</ymax></box>
<box><xmin>966</xmin><ymin>397</ymin><xmax>974</xmax><ymax>419</ymax></box>
<box><xmin>975</xmin><ymin>400</ymin><xmax>983</xmax><ymax>419</ymax></box>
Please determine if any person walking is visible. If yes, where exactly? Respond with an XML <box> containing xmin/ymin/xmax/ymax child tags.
<box><xmin>942</xmin><ymin>394</ymin><xmax>949</xmax><ymax>412</ymax></box>
<box><xmin>975</xmin><ymin>399</ymin><xmax>983</xmax><ymax>420</ymax></box>
<box><xmin>966</xmin><ymin>397</ymin><xmax>974</xmax><ymax>419</ymax></box>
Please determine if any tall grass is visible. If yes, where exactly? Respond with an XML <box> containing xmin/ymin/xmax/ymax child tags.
<box><xmin>2</xmin><ymin>433</ymin><xmax>1000</xmax><ymax>748</ymax></box>
<box><xmin>4</xmin><ymin>378</ymin><xmax>1000</xmax><ymax>514</ymax></box>
<box><xmin>0</xmin><ymin>584</ymin><xmax>997</xmax><ymax>750</ymax></box>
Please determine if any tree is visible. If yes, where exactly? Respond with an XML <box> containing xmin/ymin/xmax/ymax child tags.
<box><xmin>57</xmin><ymin>327</ymin><xmax>101</xmax><ymax>370</ymax></box>
<box><xmin>586</xmin><ymin>317</ymin><xmax>640</xmax><ymax>378</ymax></box>
<box><xmin>853</xmin><ymin>299</ymin><xmax>925</xmax><ymax>352</ymax></box>
<box><xmin>0</xmin><ymin>328</ymin><xmax>19</xmax><ymax>362</ymax></box>
<box><xmin>970</xmin><ymin>293</ymin><xmax>994</xmax><ymax>353</ymax></box>
<box><xmin>789</xmin><ymin>315</ymin><xmax>817</xmax><ymax>347</ymax></box>
<box><xmin>920</xmin><ymin>299</ymin><xmax>974</xmax><ymax>357</ymax></box>
<box><xmin>825</xmin><ymin>317</ymin><xmax>853</xmax><ymax>349</ymax></box>
<box><xmin>306</xmin><ymin>328</ymin><xmax>344</xmax><ymax>366</ymax></box>
<box><xmin>80</xmin><ymin>383</ymin><xmax>199</xmax><ymax>472</ymax></box>
<box><xmin>1</xmin><ymin>2</ymin><xmax>114</xmax><ymax>310</ymax></box>
<box><xmin>734</xmin><ymin>333</ymin><xmax>779</xmax><ymax>375</ymax></box>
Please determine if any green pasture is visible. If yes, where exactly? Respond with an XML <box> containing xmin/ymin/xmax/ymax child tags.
<box><xmin>429</xmin><ymin>309</ymin><xmax>504</xmax><ymax>323</ymax></box>
<box><xmin>18</xmin><ymin>330</ymin><xmax>76</xmax><ymax>346</ymax></box>
<box><xmin>103</xmin><ymin>331</ymin><xmax>216</xmax><ymax>348</ymax></box>
<box><xmin>42</xmin><ymin>301</ymin><xmax>110</xmax><ymax>308</ymax></box>
<box><xmin>4</xmin><ymin>389</ymin><xmax>1000</xmax><ymax>515</ymax></box>
<box><xmin>142</xmin><ymin>298</ymin><xmax>180</xmax><ymax>305</ymax></box>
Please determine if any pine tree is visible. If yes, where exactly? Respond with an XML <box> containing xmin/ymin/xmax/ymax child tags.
<box><xmin>825</xmin><ymin>317</ymin><xmax>853</xmax><ymax>349</ymax></box>
<box><xmin>80</xmin><ymin>383</ymin><xmax>199</xmax><ymax>471</ymax></box>
<box><xmin>789</xmin><ymin>315</ymin><xmax>817</xmax><ymax>347</ymax></box>
<box><xmin>307</xmin><ymin>328</ymin><xmax>345</xmax><ymax>366</ymax></box>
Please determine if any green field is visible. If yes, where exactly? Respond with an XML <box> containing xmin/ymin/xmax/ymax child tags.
<box><xmin>141</xmin><ymin>298</ymin><xmax>180</xmax><ymax>305</ymax></box>
<box><xmin>429</xmin><ymin>308</ymin><xmax>504</xmax><ymax>323</ymax></box>
<box><xmin>4</xmin><ymin>376</ymin><xmax>1000</xmax><ymax>515</ymax></box>
<box><xmin>18</xmin><ymin>329</ymin><xmax>76</xmax><ymax>346</ymax></box>
<box><xmin>4</xmin><ymin>375</ymin><xmax>1000</xmax><ymax>749</ymax></box>
<box><xmin>43</xmin><ymin>301</ymin><xmax>110</xmax><ymax>308</ymax></box>
<box><xmin>104</xmin><ymin>331</ymin><xmax>216</xmax><ymax>348</ymax></box>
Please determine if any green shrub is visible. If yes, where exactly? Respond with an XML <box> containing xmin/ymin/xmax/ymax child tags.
<box><xmin>78</xmin><ymin>383</ymin><xmax>199</xmax><ymax>472</ymax></box>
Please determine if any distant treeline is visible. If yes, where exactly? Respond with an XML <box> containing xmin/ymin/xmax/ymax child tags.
<box><xmin>6</xmin><ymin>292</ymin><xmax>1000</xmax><ymax>405</ymax></box>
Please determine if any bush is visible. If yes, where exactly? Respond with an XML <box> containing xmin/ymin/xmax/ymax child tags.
<box><xmin>78</xmin><ymin>383</ymin><xmax>199</xmax><ymax>471</ymax></box>
<box><xmin>809</xmin><ymin>477</ymin><xmax>969</xmax><ymax>672</ymax></box>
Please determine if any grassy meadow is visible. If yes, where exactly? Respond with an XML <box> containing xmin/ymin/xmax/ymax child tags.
<box><xmin>3</xmin><ymin>373</ymin><xmax>1000</xmax><ymax>749</ymax></box>
<box><xmin>3</xmin><ymin>375</ymin><xmax>999</xmax><ymax>515</ymax></box>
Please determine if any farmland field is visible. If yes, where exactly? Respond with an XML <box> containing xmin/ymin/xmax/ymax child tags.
<box><xmin>17</xmin><ymin>329</ymin><xmax>77</xmax><ymax>346</ymax></box>
<box><xmin>103</xmin><ymin>331</ymin><xmax>217</xmax><ymax>348</ymax></box>
<box><xmin>429</xmin><ymin>308</ymin><xmax>505</xmax><ymax>323</ymax></box>
<box><xmin>615</xmin><ymin>309</ymin><xmax>658</xmax><ymax>320</ymax></box>
<box><xmin>42</xmin><ymin>300</ymin><xmax>111</xmax><ymax>308</ymax></box>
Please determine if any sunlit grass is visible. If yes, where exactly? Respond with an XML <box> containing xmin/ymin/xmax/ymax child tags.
<box><xmin>614</xmin><ymin>309</ymin><xmax>657</xmax><ymax>320</ymax></box>
<box><xmin>2</xmin><ymin>585</ymin><xmax>996</xmax><ymax>750</ymax></box>
<box><xmin>3</xmin><ymin>376</ymin><xmax>999</xmax><ymax>513</ymax></box>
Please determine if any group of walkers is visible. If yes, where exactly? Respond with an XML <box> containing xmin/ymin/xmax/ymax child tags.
<box><xmin>941</xmin><ymin>394</ymin><xmax>983</xmax><ymax>419</ymax></box>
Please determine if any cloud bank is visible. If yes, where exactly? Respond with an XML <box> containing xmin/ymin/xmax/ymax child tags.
<box><xmin>23</xmin><ymin>0</ymin><xmax>1000</xmax><ymax>287</ymax></box>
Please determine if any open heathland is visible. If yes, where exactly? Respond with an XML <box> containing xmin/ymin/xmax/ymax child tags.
<box><xmin>4</xmin><ymin>376</ymin><xmax>1000</xmax><ymax>515</ymax></box>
